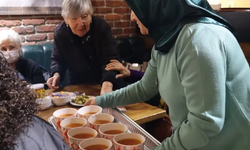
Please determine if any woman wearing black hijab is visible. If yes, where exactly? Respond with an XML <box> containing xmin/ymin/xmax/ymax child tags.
<box><xmin>85</xmin><ymin>0</ymin><xmax>250</xmax><ymax>149</ymax></box>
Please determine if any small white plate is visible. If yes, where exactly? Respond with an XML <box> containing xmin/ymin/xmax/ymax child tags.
<box><xmin>70</xmin><ymin>95</ymin><xmax>95</xmax><ymax>107</ymax></box>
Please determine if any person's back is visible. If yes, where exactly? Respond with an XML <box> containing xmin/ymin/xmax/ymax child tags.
<box><xmin>15</xmin><ymin>116</ymin><xmax>70</xmax><ymax>150</ymax></box>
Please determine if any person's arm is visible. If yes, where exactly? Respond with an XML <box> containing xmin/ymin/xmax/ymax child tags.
<box><xmin>151</xmin><ymin>27</ymin><xmax>227</xmax><ymax>150</ymax></box>
<box><xmin>98</xmin><ymin>21</ymin><xmax>123</xmax><ymax>91</ymax></box>
<box><xmin>96</xmin><ymin>48</ymin><xmax>159</xmax><ymax>107</ymax></box>
<box><xmin>50</xmin><ymin>31</ymin><xmax>67</xmax><ymax>81</ymax></box>
<box><xmin>30</xmin><ymin>64</ymin><xmax>46</xmax><ymax>84</ymax></box>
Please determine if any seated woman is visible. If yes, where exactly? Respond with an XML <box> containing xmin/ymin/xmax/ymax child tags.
<box><xmin>0</xmin><ymin>53</ymin><xmax>70</xmax><ymax>150</ymax></box>
<box><xmin>46</xmin><ymin>0</ymin><xmax>127</xmax><ymax>95</ymax></box>
<box><xmin>0</xmin><ymin>29</ymin><xmax>45</xmax><ymax>84</ymax></box>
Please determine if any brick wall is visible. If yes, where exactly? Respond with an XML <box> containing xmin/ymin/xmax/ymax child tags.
<box><xmin>0</xmin><ymin>0</ymin><xmax>136</xmax><ymax>46</ymax></box>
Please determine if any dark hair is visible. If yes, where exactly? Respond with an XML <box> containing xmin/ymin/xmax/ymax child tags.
<box><xmin>0</xmin><ymin>52</ymin><xmax>39</xmax><ymax>150</ymax></box>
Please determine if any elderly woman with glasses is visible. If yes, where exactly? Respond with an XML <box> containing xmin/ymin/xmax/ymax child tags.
<box><xmin>0</xmin><ymin>29</ymin><xmax>45</xmax><ymax>84</ymax></box>
<box><xmin>46</xmin><ymin>0</ymin><xmax>126</xmax><ymax>95</ymax></box>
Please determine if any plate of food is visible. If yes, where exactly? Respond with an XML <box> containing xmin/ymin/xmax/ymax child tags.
<box><xmin>70</xmin><ymin>94</ymin><xmax>94</xmax><ymax>107</ymax></box>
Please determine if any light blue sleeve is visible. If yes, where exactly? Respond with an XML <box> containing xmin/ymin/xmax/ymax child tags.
<box><xmin>151</xmin><ymin>26</ymin><xmax>227</xmax><ymax>150</ymax></box>
<box><xmin>96</xmin><ymin>48</ymin><xmax>159</xmax><ymax>108</ymax></box>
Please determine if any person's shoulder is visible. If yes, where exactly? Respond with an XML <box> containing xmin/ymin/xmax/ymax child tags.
<box><xmin>54</xmin><ymin>21</ymin><xmax>68</xmax><ymax>38</ymax></box>
<box><xmin>181</xmin><ymin>23</ymin><xmax>233</xmax><ymax>40</ymax></box>
<box><xmin>92</xmin><ymin>16</ymin><xmax>110</xmax><ymax>29</ymax></box>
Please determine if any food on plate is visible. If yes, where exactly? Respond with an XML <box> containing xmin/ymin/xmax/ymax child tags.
<box><xmin>72</xmin><ymin>94</ymin><xmax>90</xmax><ymax>104</ymax></box>
<box><xmin>50</xmin><ymin>91</ymin><xmax>69</xmax><ymax>98</ymax></box>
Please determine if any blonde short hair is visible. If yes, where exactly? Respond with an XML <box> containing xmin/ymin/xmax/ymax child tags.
<box><xmin>61</xmin><ymin>0</ymin><xmax>94</xmax><ymax>18</ymax></box>
<box><xmin>0</xmin><ymin>29</ymin><xmax>21</xmax><ymax>49</ymax></box>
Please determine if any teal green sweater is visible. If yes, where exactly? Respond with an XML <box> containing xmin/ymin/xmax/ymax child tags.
<box><xmin>96</xmin><ymin>23</ymin><xmax>250</xmax><ymax>150</ymax></box>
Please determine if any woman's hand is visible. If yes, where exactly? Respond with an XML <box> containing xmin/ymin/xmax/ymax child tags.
<box><xmin>106</xmin><ymin>60</ymin><xmax>131</xmax><ymax>79</ymax></box>
<box><xmin>46</xmin><ymin>73</ymin><xmax>60</xmax><ymax>89</ymax></box>
<box><xmin>84</xmin><ymin>97</ymin><xmax>97</xmax><ymax>106</ymax></box>
<box><xmin>100</xmin><ymin>81</ymin><xmax>113</xmax><ymax>95</ymax></box>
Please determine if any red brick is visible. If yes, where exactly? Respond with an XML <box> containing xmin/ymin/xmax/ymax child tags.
<box><xmin>23</xmin><ymin>19</ymin><xmax>44</xmax><ymax>26</ymax></box>
<box><xmin>25</xmin><ymin>26</ymin><xmax>35</xmax><ymax>34</ymax></box>
<box><xmin>26</xmin><ymin>34</ymin><xmax>47</xmax><ymax>42</ymax></box>
<box><xmin>122</xmin><ymin>1</ymin><xmax>128</xmax><ymax>6</ymax></box>
<box><xmin>48</xmin><ymin>33</ymin><xmax>54</xmax><ymax>40</ymax></box>
<box><xmin>114</xmin><ymin>8</ymin><xmax>130</xmax><ymax>14</ymax></box>
<box><xmin>122</xmin><ymin>14</ymin><xmax>131</xmax><ymax>20</ymax></box>
<box><xmin>114</xmin><ymin>34</ymin><xmax>130</xmax><ymax>38</ymax></box>
<box><xmin>0</xmin><ymin>20</ymin><xmax>21</xmax><ymax>27</ymax></box>
<box><xmin>36</xmin><ymin>25</ymin><xmax>56</xmax><ymax>33</ymax></box>
<box><xmin>106</xmin><ymin>1</ymin><xmax>122</xmax><ymax>7</ymax></box>
<box><xmin>46</xmin><ymin>19</ymin><xmax>63</xmax><ymax>24</ymax></box>
<box><xmin>114</xmin><ymin>21</ymin><xmax>130</xmax><ymax>27</ymax></box>
<box><xmin>106</xmin><ymin>14</ymin><xmax>122</xmax><ymax>21</ymax></box>
<box><xmin>111</xmin><ymin>28</ymin><xmax>122</xmax><ymax>35</ymax></box>
<box><xmin>124</xmin><ymin>27</ymin><xmax>136</xmax><ymax>34</ymax></box>
<box><xmin>37</xmin><ymin>41</ymin><xmax>53</xmax><ymax>45</ymax></box>
<box><xmin>22</xmin><ymin>42</ymin><xmax>36</xmax><ymax>46</ymax></box>
<box><xmin>11</xmin><ymin>26</ymin><xmax>35</xmax><ymax>34</ymax></box>
<box><xmin>94</xmin><ymin>14</ymin><xmax>105</xmax><ymax>19</ymax></box>
<box><xmin>92</xmin><ymin>0</ymin><xmax>105</xmax><ymax>6</ymax></box>
<box><xmin>130</xmin><ymin>21</ymin><xmax>136</xmax><ymax>27</ymax></box>
<box><xmin>95</xmin><ymin>8</ymin><xmax>112</xmax><ymax>14</ymax></box>
<box><xmin>107</xmin><ymin>21</ymin><xmax>113</xmax><ymax>27</ymax></box>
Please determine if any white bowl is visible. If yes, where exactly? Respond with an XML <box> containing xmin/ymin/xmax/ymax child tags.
<box><xmin>36</xmin><ymin>98</ymin><xmax>51</xmax><ymax>110</ymax></box>
<box><xmin>77</xmin><ymin>105</ymin><xmax>103</xmax><ymax>119</ymax></box>
<box><xmin>50</xmin><ymin>92</ymin><xmax>71</xmax><ymax>106</ymax></box>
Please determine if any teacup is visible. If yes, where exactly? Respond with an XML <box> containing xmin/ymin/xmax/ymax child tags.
<box><xmin>79</xmin><ymin>138</ymin><xmax>113</xmax><ymax>150</ymax></box>
<box><xmin>99</xmin><ymin>123</ymin><xmax>128</xmax><ymax>143</ymax></box>
<box><xmin>77</xmin><ymin>105</ymin><xmax>102</xmax><ymax>120</ymax></box>
<box><xmin>60</xmin><ymin>117</ymin><xmax>87</xmax><ymax>144</ymax></box>
<box><xmin>113</xmin><ymin>133</ymin><xmax>145</xmax><ymax>150</ymax></box>
<box><xmin>88</xmin><ymin>113</ymin><xmax>114</xmax><ymax>132</ymax></box>
<box><xmin>53</xmin><ymin>108</ymin><xmax>78</xmax><ymax>136</ymax></box>
<box><xmin>68</xmin><ymin>127</ymin><xmax>98</xmax><ymax>150</ymax></box>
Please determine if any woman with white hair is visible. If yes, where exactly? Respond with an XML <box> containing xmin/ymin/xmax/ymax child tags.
<box><xmin>0</xmin><ymin>29</ymin><xmax>45</xmax><ymax>84</ymax></box>
<box><xmin>47</xmin><ymin>0</ymin><xmax>127</xmax><ymax>95</ymax></box>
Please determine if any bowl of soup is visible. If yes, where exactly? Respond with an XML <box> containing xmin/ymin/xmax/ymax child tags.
<box><xmin>99</xmin><ymin>123</ymin><xmax>128</xmax><ymax>143</ymax></box>
<box><xmin>68</xmin><ymin>127</ymin><xmax>98</xmax><ymax>150</ymax></box>
<box><xmin>113</xmin><ymin>133</ymin><xmax>145</xmax><ymax>150</ymax></box>
<box><xmin>53</xmin><ymin>108</ymin><xmax>78</xmax><ymax>136</ymax></box>
<box><xmin>77</xmin><ymin>105</ymin><xmax>102</xmax><ymax>119</ymax></box>
<box><xmin>79</xmin><ymin>138</ymin><xmax>112</xmax><ymax>150</ymax></box>
<box><xmin>88</xmin><ymin>113</ymin><xmax>114</xmax><ymax>131</ymax></box>
<box><xmin>60</xmin><ymin>117</ymin><xmax>87</xmax><ymax>144</ymax></box>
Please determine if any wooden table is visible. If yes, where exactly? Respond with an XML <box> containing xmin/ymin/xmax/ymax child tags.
<box><xmin>37</xmin><ymin>84</ymin><xmax>166</xmax><ymax>125</ymax></box>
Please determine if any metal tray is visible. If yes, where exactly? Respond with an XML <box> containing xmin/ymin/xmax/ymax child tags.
<box><xmin>48</xmin><ymin>108</ymin><xmax>161</xmax><ymax>150</ymax></box>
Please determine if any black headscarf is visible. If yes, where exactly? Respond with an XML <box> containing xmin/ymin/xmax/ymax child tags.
<box><xmin>124</xmin><ymin>0</ymin><xmax>234</xmax><ymax>54</ymax></box>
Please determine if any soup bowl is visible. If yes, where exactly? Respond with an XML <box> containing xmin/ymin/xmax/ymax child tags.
<box><xmin>99</xmin><ymin>123</ymin><xmax>128</xmax><ymax>143</ymax></box>
<box><xmin>68</xmin><ymin>127</ymin><xmax>98</xmax><ymax>150</ymax></box>
<box><xmin>60</xmin><ymin>117</ymin><xmax>87</xmax><ymax>144</ymax></box>
<box><xmin>53</xmin><ymin>108</ymin><xmax>78</xmax><ymax>136</ymax></box>
<box><xmin>113</xmin><ymin>133</ymin><xmax>145</xmax><ymax>150</ymax></box>
<box><xmin>79</xmin><ymin>138</ymin><xmax>112</xmax><ymax>150</ymax></box>
<box><xmin>77</xmin><ymin>105</ymin><xmax>102</xmax><ymax>120</ymax></box>
<box><xmin>88</xmin><ymin>113</ymin><xmax>114</xmax><ymax>132</ymax></box>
